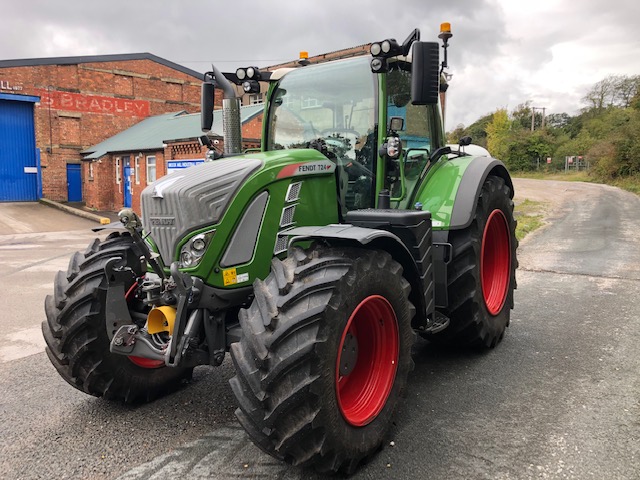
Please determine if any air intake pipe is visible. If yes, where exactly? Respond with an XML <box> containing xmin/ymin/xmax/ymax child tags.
<box><xmin>211</xmin><ymin>64</ymin><xmax>242</xmax><ymax>155</ymax></box>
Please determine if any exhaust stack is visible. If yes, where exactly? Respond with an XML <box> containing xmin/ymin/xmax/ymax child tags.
<box><xmin>211</xmin><ymin>64</ymin><xmax>242</xmax><ymax>155</ymax></box>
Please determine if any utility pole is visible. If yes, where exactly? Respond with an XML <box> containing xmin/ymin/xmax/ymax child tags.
<box><xmin>531</xmin><ymin>106</ymin><xmax>547</xmax><ymax>131</ymax></box>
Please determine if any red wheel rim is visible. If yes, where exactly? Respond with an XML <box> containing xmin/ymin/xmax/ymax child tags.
<box><xmin>335</xmin><ymin>295</ymin><xmax>399</xmax><ymax>427</ymax></box>
<box><xmin>481</xmin><ymin>209</ymin><xmax>511</xmax><ymax>315</ymax></box>
<box><xmin>128</xmin><ymin>356</ymin><xmax>164</xmax><ymax>368</ymax></box>
<box><xmin>125</xmin><ymin>281</ymin><xmax>165</xmax><ymax>369</ymax></box>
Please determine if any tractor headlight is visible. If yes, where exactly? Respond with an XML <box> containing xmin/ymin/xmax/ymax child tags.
<box><xmin>242</xmin><ymin>80</ymin><xmax>260</xmax><ymax>93</ymax></box>
<box><xmin>370</xmin><ymin>57</ymin><xmax>388</xmax><ymax>73</ymax></box>
<box><xmin>180</xmin><ymin>251</ymin><xmax>194</xmax><ymax>267</ymax></box>
<box><xmin>179</xmin><ymin>230</ymin><xmax>215</xmax><ymax>268</ymax></box>
<box><xmin>370</xmin><ymin>43</ymin><xmax>382</xmax><ymax>56</ymax></box>
<box><xmin>192</xmin><ymin>236</ymin><xmax>206</xmax><ymax>252</ymax></box>
<box><xmin>236</xmin><ymin>68</ymin><xmax>246</xmax><ymax>80</ymax></box>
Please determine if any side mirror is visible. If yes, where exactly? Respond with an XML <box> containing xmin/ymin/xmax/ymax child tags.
<box><xmin>411</xmin><ymin>42</ymin><xmax>440</xmax><ymax>105</ymax></box>
<box><xmin>459</xmin><ymin>136</ymin><xmax>472</xmax><ymax>147</ymax></box>
<box><xmin>201</xmin><ymin>73</ymin><xmax>215</xmax><ymax>132</ymax></box>
<box><xmin>389</xmin><ymin>116</ymin><xmax>404</xmax><ymax>132</ymax></box>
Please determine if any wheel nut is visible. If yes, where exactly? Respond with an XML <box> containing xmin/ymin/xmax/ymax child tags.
<box><xmin>114</xmin><ymin>336</ymin><xmax>124</xmax><ymax>346</ymax></box>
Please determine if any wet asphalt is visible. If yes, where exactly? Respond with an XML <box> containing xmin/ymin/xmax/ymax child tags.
<box><xmin>0</xmin><ymin>181</ymin><xmax>638</xmax><ymax>479</ymax></box>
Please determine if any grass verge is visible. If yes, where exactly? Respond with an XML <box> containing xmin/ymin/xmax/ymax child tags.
<box><xmin>514</xmin><ymin>199</ymin><xmax>546</xmax><ymax>241</ymax></box>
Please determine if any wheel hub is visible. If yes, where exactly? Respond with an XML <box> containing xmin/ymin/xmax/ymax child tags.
<box><xmin>336</xmin><ymin>295</ymin><xmax>399</xmax><ymax>427</ymax></box>
<box><xmin>481</xmin><ymin>209</ymin><xmax>511</xmax><ymax>315</ymax></box>
<box><xmin>339</xmin><ymin>332</ymin><xmax>359</xmax><ymax>376</ymax></box>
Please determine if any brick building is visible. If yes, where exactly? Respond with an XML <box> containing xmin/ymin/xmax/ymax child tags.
<box><xmin>82</xmin><ymin>104</ymin><xmax>263</xmax><ymax>213</ymax></box>
<box><xmin>0</xmin><ymin>53</ymin><xmax>221</xmax><ymax>202</ymax></box>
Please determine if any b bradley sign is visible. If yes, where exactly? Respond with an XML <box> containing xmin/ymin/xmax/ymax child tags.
<box><xmin>36</xmin><ymin>89</ymin><xmax>150</xmax><ymax>117</ymax></box>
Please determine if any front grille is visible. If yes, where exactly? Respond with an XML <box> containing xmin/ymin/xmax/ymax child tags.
<box><xmin>141</xmin><ymin>157</ymin><xmax>262</xmax><ymax>265</ymax></box>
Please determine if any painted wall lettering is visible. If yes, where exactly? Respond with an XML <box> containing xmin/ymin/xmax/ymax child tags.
<box><xmin>36</xmin><ymin>89</ymin><xmax>150</xmax><ymax>116</ymax></box>
<box><xmin>0</xmin><ymin>80</ymin><xmax>23</xmax><ymax>91</ymax></box>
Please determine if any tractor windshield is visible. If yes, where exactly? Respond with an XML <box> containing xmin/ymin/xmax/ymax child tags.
<box><xmin>267</xmin><ymin>56</ymin><xmax>376</xmax><ymax>210</ymax></box>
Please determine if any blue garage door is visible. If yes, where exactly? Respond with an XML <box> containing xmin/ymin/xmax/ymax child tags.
<box><xmin>0</xmin><ymin>93</ymin><xmax>40</xmax><ymax>202</ymax></box>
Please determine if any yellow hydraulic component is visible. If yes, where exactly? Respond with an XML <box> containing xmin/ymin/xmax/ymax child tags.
<box><xmin>146</xmin><ymin>306</ymin><xmax>177</xmax><ymax>335</ymax></box>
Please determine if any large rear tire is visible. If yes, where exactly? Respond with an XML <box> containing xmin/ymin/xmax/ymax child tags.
<box><xmin>434</xmin><ymin>175</ymin><xmax>518</xmax><ymax>348</ymax></box>
<box><xmin>42</xmin><ymin>232</ymin><xmax>192</xmax><ymax>403</ymax></box>
<box><xmin>230</xmin><ymin>246</ymin><xmax>415</xmax><ymax>473</ymax></box>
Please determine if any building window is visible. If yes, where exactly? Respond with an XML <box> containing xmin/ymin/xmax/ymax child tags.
<box><xmin>248</xmin><ymin>93</ymin><xmax>263</xmax><ymax>105</ymax></box>
<box><xmin>115</xmin><ymin>157</ymin><xmax>121</xmax><ymax>184</ymax></box>
<box><xmin>282</xmin><ymin>96</ymin><xmax>296</xmax><ymax>109</ymax></box>
<box><xmin>135</xmin><ymin>156</ymin><xmax>140</xmax><ymax>185</ymax></box>
<box><xmin>146</xmin><ymin>156</ymin><xmax>156</xmax><ymax>184</ymax></box>
<box><xmin>301</xmin><ymin>97</ymin><xmax>320</xmax><ymax>109</ymax></box>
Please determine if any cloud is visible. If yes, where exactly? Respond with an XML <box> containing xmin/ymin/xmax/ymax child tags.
<box><xmin>1</xmin><ymin>0</ymin><xmax>638</xmax><ymax>129</ymax></box>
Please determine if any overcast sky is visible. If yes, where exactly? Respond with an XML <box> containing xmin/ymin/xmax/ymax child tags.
<box><xmin>2</xmin><ymin>0</ymin><xmax>639</xmax><ymax>130</ymax></box>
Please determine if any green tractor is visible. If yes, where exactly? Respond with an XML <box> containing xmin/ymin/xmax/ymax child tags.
<box><xmin>43</xmin><ymin>24</ymin><xmax>517</xmax><ymax>474</ymax></box>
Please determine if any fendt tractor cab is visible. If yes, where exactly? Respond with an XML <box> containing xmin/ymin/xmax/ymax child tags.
<box><xmin>43</xmin><ymin>25</ymin><xmax>517</xmax><ymax>473</ymax></box>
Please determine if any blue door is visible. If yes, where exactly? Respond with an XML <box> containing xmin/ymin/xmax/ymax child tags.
<box><xmin>123</xmin><ymin>156</ymin><xmax>132</xmax><ymax>208</ymax></box>
<box><xmin>0</xmin><ymin>94</ymin><xmax>40</xmax><ymax>202</ymax></box>
<box><xmin>66</xmin><ymin>164</ymin><xmax>82</xmax><ymax>202</ymax></box>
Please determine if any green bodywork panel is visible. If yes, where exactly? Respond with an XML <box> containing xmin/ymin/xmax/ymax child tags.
<box><xmin>175</xmin><ymin>149</ymin><xmax>339</xmax><ymax>288</ymax></box>
<box><xmin>412</xmin><ymin>155</ymin><xmax>475</xmax><ymax>229</ymax></box>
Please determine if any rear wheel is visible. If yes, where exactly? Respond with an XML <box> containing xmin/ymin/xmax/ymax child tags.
<box><xmin>434</xmin><ymin>175</ymin><xmax>518</xmax><ymax>348</ymax></box>
<box><xmin>42</xmin><ymin>232</ymin><xmax>192</xmax><ymax>403</ymax></box>
<box><xmin>230</xmin><ymin>246</ymin><xmax>415</xmax><ymax>473</ymax></box>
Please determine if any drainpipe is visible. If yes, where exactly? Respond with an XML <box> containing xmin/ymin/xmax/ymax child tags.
<box><xmin>211</xmin><ymin>64</ymin><xmax>242</xmax><ymax>155</ymax></box>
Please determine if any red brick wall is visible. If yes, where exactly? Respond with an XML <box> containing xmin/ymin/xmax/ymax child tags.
<box><xmin>0</xmin><ymin>58</ymin><xmax>221</xmax><ymax>202</ymax></box>
<box><xmin>243</xmin><ymin>113</ymin><xmax>263</xmax><ymax>143</ymax></box>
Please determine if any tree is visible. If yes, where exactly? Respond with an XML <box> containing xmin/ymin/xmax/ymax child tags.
<box><xmin>546</xmin><ymin>112</ymin><xmax>572</xmax><ymax>130</ymax></box>
<box><xmin>446</xmin><ymin>124</ymin><xmax>466</xmax><ymax>144</ymax></box>
<box><xmin>582</xmin><ymin>75</ymin><xmax>640</xmax><ymax>111</ymax></box>
<box><xmin>485</xmin><ymin>109</ymin><xmax>510</xmax><ymax>160</ymax></box>
<box><xmin>582</xmin><ymin>76</ymin><xmax>617</xmax><ymax>110</ymax></box>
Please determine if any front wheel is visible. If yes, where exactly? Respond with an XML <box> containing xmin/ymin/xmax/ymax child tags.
<box><xmin>230</xmin><ymin>246</ymin><xmax>415</xmax><ymax>474</ymax></box>
<box><xmin>42</xmin><ymin>232</ymin><xmax>192</xmax><ymax>403</ymax></box>
<box><xmin>433</xmin><ymin>175</ymin><xmax>518</xmax><ymax>348</ymax></box>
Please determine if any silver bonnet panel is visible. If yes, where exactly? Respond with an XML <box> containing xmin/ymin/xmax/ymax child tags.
<box><xmin>141</xmin><ymin>157</ymin><xmax>263</xmax><ymax>264</ymax></box>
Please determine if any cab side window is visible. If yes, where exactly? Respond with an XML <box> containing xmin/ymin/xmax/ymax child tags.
<box><xmin>387</xmin><ymin>64</ymin><xmax>434</xmax><ymax>204</ymax></box>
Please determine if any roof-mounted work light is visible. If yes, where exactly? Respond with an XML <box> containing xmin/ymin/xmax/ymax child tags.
<box><xmin>242</xmin><ymin>80</ymin><xmax>260</xmax><ymax>94</ymax></box>
<box><xmin>370</xmin><ymin>28</ymin><xmax>421</xmax><ymax>73</ymax></box>
<box><xmin>235</xmin><ymin>66</ymin><xmax>262</xmax><ymax>83</ymax></box>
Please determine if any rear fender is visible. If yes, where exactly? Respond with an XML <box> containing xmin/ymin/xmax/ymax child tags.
<box><xmin>413</xmin><ymin>156</ymin><xmax>513</xmax><ymax>308</ymax></box>
<box><xmin>416</xmin><ymin>156</ymin><xmax>513</xmax><ymax>231</ymax></box>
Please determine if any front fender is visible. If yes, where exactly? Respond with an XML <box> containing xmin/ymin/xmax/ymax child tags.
<box><xmin>415</xmin><ymin>156</ymin><xmax>513</xmax><ymax>230</ymax></box>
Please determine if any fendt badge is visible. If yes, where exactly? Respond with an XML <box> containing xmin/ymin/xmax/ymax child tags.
<box><xmin>149</xmin><ymin>217</ymin><xmax>175</xmax><ymax>226</ymax></box>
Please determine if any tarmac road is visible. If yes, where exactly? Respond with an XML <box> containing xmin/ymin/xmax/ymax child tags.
<box><xmin>0</xmin><ymin>180</ymin><xmax>638</xmax><ymax>479</ymax></box>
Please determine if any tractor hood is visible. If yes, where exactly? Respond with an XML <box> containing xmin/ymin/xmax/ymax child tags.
<box><xmin>141</xmin><ymin>157</ymin><xmax>263</xmax><ymax>265</ymax></box>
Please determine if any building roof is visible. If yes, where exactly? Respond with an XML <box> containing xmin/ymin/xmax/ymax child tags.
<box><xmin>82</xmin><ymin>103</ymin><xmax>264</xmax><ymax>159</ymax></box>
<box><xmin>0</xmin><ymin>53</ymin><xmax>204</xmax><ymax>80</ymax></box>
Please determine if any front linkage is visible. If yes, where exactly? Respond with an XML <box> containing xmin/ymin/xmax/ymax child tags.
<box><xmin>108</xmin><ymin>208</ymin><xmax>233</xmax><ymax>369</ymax></box>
